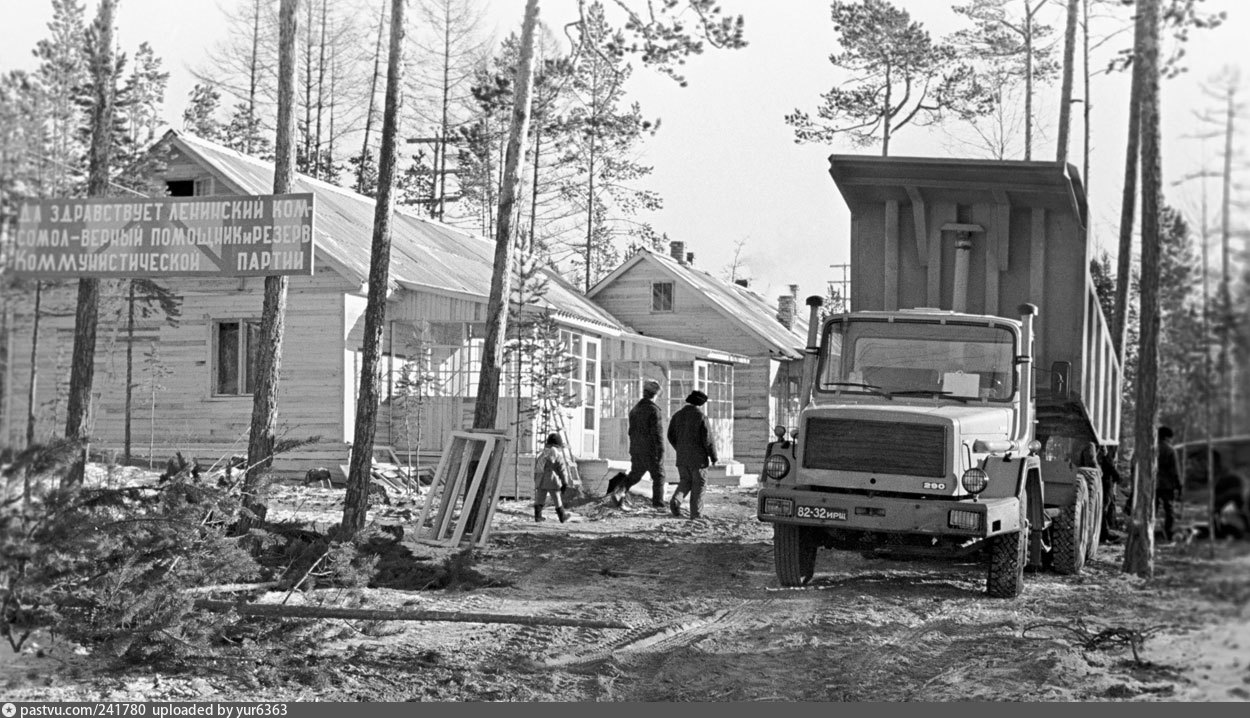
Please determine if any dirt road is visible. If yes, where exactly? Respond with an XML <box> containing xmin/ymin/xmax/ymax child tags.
<box><xmin>4</xmin><ymin>482</ymin><xmax>1249</xmax><ymax>702</ymax></box>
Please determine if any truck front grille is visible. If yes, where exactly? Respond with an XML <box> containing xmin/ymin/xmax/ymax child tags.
<box><xmin>802</xmin><ymin>418</ymin><xmax>947</xmax><ymax>478</ymax></box>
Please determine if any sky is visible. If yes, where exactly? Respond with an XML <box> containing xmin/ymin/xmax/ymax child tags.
<box><xmin>2</xmin><ymin>0</ymin><xmax>1246</xmax><ymax>307</ymax></box>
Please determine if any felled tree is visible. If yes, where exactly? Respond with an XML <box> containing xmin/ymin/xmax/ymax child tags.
<box><xmin>786</xmin><ymin>0</ymin><xmax>988</xmax><ymax>156</ymax></box>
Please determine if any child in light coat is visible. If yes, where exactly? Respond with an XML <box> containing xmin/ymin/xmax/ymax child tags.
<box><xmin>534</xmin><ymin>432</ymin><xmax>570</xmax><ymax>523</ymax></box>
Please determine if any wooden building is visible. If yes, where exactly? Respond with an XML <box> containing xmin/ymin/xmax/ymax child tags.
<box><xmin>3</xmin><ymin>131</ymin><xmax>744</xmax><ymax>492</ymax></box>
<box><xmin>587</xmin><ymin>243</ymin><xmax>809</xmax><ymax>473</ymax></box>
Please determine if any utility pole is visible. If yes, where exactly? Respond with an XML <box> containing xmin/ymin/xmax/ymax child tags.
<box><xmin>828</xmin><ymin>263</ymin><xmax>851</xmax><ymax>312</ymax></box>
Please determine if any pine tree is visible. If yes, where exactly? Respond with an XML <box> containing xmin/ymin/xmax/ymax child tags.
<box><xmin>786</xmin><ymin>0</ymin><xmax>988</xmax><ymax>156</ymax></box>
<box><xmin>950</xmin><ymin>0</ymin><xmax>1058</xmax><ymax>160</ymax></box>
<box><xmin>560</xmin><ymin>2</ymin><xmax>660</xmax><ymax>292</ymax></box>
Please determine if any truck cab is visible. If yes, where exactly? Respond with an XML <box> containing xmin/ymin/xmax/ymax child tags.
<box><xmin>758</xmin><ymin>156</ymin><xmax>1121</xmax><ymax>597</ymax></box>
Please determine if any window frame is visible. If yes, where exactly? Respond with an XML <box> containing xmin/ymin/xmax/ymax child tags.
<box><xmin>651</xmin><ymin>281</ymin><xmax>674</xmax><ymax>313</ymax></box>
<box><xmin>211</xmin><ymin>318</ymin><xmax>261</xmax><ymax>398</ymax></box>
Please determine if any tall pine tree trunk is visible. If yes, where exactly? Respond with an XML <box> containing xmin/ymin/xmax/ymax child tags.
<box><xmin>1056</xmin><ymin>0</ymin><xmax>1079</xmax><ymax>164</ymax></box>
<box><xmin>1217</xmin><ymin>83</ymin><xmax>1235</xmax><ymax>435</ymax></box>
<box><xmin>357</xmin><ymin>0</ymin><xmax>386</xmax><ymax>194</ymax></box>
<box><xmin>247</xmin><ymin>0</ymin><xmax>261</xmax><ymax>155</ymax></box>
<box><xmin>1024</xmin><ymin>4</ymin><xmax>1034</xmax><ymax>161</ymax></box>
<box><xmin>342</xmin><ymin>0</ymin><xmax>406</xmax><ymax>537</ymax></box>
<box><xmin>1123</xmin><ymin>0</ymin><xmax>1161</xmax><ymax>578</ymax></box>
<box><xmin>473</xmin><ymin>0</ymin><xmax>539</xmax><ymax>431</ymax></box>
<box><xmin>1112</xmin><ymin>23</ymin><xmax>1145</xmax><ymax>359</ymax></box>
<box><xmin>239</xmin><ymin>0</ymin><xmax>299</xmax><ymax>533</ymax></box>
<box><xmin>1082</xmin><ymin>0</ymin><xmax>1091</xmax><ymax>185</ymax></box>
<box><xmin>124</xmin><ymin>281</ymin><xmax>135</xmax><ymax>463</ymax></box>
<box><xmin>25</xmin><ymin>281</ymin><xmax>41</xmax><ymax>446</ymax></box>
<box><xmin>63</xmin><ymin>0</ymin><xmax>117</xmax><ymax>488</ymax></box>
<box><xmin>314</xmin><ymin>0</ymin><xmax>328</xmax><ymax>179</ymax></box>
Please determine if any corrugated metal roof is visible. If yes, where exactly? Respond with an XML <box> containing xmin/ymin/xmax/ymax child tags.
<box><xmin>598</xmin><ymin>248</ymin><xmax>809</xmax><ymax>358</ymax></box>
<box><xmin>168</xmin><ymin>131</ymin><xmax>622</xmax><ymax>330</ymax></box>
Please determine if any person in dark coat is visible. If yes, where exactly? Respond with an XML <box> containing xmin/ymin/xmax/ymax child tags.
<box><xmin>610</xmin><ymin>379</ymin><xmax>666</xmax><ymax>509</ymax></box>
<box><xmin>666</xmin><ymin>390</ymin><xmax>717</xmax><ymax>520</ymax></box>
<box><xmin>1156</xmin><ymin>426</ymin><xmax>1182</xmax><ymax>542</ymax></box>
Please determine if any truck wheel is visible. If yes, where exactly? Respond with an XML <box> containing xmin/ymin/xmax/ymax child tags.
<box><xmin>1051</xmin><ymin>478</ymin><xmax>1088</xmax><ymax>575</ymax></box>
<box><xmin>986</xmin><ymin>494</ymin><xmax>1028</xmax><ymax>598</ymax></box>
<box><xmin>1078</xmin><ymin>467</ymin><xmax>1102</xmax><ymax>561</ymax></box>
<box><xmin>774</xmin><ymin>524</ymin><xmax>818</xmax><ymax>586</ymax></box>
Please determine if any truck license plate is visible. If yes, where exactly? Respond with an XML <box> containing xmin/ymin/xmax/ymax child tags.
<box><xmin>796</xmin><ymin>505</ymin><xmax>847</xmax><ymax>521</ymax></box>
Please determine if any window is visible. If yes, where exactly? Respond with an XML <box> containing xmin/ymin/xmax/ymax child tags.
<box><xmin>166</xmin><ymin>180</ymin><xmax>194</xmax><ymax>197</ymax></box>
<box><xmin>651</xmin><ymin>281</ymin><xmax>674</xmax><ymax>312</ymax></box>
<box><xmin>214</xmin><ymin>320</ymin><xmax>261</xmax><ymax>395</ymax></box>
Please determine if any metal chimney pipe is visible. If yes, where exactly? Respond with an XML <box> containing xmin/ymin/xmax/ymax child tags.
<box><xmin>952</xmin><ymin>233</ymin><xmax>973</xmax><ymax>312</ymax></box>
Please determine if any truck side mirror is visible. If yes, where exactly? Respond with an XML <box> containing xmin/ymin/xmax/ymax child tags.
<box><xmin>1050</xmin><ymin>361</ymin><xmax>1072</xmax><ymax>400</ymax></box>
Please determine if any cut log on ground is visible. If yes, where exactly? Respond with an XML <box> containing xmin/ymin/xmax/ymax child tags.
<box><xmin>192</xmin><ymin>599</ymin><xmax>630</xmax><ymax>629</ymax></box>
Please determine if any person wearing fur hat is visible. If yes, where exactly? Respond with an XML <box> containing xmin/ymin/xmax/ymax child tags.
<box><xmin>666</xmin><ymin>389</ymin><xmax>718</xmax><ymax>519</ymax></box>
<box><xmin>609</xmin><ymin>378</ymin><xmax>667</xmax><ymax>510</ymax></box>
<box><xmin>533</xmin><ymin>432</ymin><xmax>570</xmax><ymax>523</ymax></box>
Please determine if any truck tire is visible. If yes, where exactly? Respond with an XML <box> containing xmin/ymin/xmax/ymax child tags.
<box><xmin>775</xmin><ymin>523</ymin><xmax>818</xmax><ymax>587</ymax></box>
<box><xmin>1051</xmin><ymin>478</ymin><xmax>1088</xmax><ymax>575</ymax></box>
<box><xmin>1078</xmin><ymin>467</ymin><xmax>1102</xmax><ymax>561</ymax></box>
<box><xmin>986</xmin><ymin>494</ymin><xmax>1028</xmax><ymax>598</ymax></box>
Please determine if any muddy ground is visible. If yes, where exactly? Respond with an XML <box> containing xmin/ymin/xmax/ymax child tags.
<box><xmin>4</xmin><ymin>472</ymin><xmax>1249</xmax><ymax>702</ymax></box>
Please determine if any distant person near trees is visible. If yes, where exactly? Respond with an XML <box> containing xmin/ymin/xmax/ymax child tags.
<box><xmin>610</xmin><ymin>379</ymin><xmax>667</xmax><ymax>510</ymax></box>
<box><xmin>666</xmin><ymin>390</ymin><xmax>717</xmax><ymax>520</ymax></box>
<box><xmin>1157</xmin><ymin>426</ymin><xmax>1182</xmax><ymax>542</ymax></box>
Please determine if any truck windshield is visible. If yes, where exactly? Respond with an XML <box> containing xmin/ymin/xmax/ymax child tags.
<box><xmin>817</xmin><ymin>319</ymin><xmax>1016</xmax><ymax>401</ymax></box>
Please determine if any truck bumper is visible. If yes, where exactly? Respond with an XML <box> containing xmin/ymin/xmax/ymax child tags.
<box><xmin>757</xmin><ymin>486</ymin><xmax>1023</xmax><ymax>538</ymax></box>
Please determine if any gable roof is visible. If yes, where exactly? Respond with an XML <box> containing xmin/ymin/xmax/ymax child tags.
<box><xmin>587</xmin><ymin>248</ymin><xmax>809</xmax><ymax>359</ymax></box>
<box><xmin>163</xmin><ymin>130</ymin><xmax>622</xmax><ymax>331</ymax></box>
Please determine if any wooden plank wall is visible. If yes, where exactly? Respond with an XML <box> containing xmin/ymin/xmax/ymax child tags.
<box><xmin>7</xmin><ymin>264</ymin><xmax>354</xmax><ymax>456</ymax></box>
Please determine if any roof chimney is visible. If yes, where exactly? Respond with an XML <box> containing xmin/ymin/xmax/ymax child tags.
<box><xmin>734</xmin><ymin>278</ymin><xmax>749</xmax><ymax>288</ymax></box>
<box><xmin>777</xmin><ymin>295</ymin><xmax>796</xmax><ymax>330</ymax></box>
<box><xmin>670</xmin><ymin>240</ymin><xmax>686</xmax><ymax>265</ymax></box>
<box><xmin>789</xmin><ymin>284</ymin><xmax>799</xmax><ymax>300</ymax></box>
<box><xmin>686</xmin><ymin>252</ymin><xmax>694</xmax><ymax>265</ymax></box>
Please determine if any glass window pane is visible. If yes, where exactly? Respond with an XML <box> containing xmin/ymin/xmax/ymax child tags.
<box><xmin>217</xmin><ymin>322</ymin><xmax>239</xmax><ymax>394</ymax></box>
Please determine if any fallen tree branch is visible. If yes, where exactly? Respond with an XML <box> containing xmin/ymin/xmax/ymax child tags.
<box><xmin>192</xmin><ymin>599</ymin><xmax>630</xmax><ymax>630</ymax></box>
<box><xmin>598</xmin><ymin>568</ymin><xmax>664</xmax><ymax>579</ymax></box>
<box><xmin>183</xmin><ymin>582</ymin><xmax>282</xmax><ymax>594</ymax></box>
<box><xmin>1022</xmin><ymin>619</ymin><xmax>1170</xmax><ymax>664</ymax></box>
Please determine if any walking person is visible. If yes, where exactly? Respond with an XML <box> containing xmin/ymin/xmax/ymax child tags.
<box><xmin>1157</xmin><ymin>426</ymin><xmax>1182</xmax><ymax>542</ymax></box>
<box><xmin>534</xmin><ymin>433</ymin><xmax>570</xmax><ymax>523</ymax></box>
<box><xmin>666</xmin><ymin>390</ymin><xmax>717</xmax><ymax>520</ymax></box>
<box><xmin>609</xmin><ymin>379</ymin><xmax>667</xmax><ymax>510</ymax></box>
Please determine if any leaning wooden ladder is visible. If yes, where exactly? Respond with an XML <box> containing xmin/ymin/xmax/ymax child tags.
<box><xmin>415</xmin><ymin>430</ymin><xmax>511</xmax><ymax>548</ymax></box>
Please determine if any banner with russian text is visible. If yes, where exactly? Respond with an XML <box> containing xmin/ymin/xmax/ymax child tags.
<box><xmin>10</xmin><ymin>193</ymin><xmax>315</xmax><ymax>278</ymax></box>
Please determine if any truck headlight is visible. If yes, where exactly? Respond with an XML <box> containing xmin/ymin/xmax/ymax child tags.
<box><xmin>764</xmin><ymin>454</ymin><xmax>791</xmax><ymax>480</ymax></box>
<box><xmin>961</xmin><ymin>467</ymin><xmax>989</xmax><ymax>494</ymax></box>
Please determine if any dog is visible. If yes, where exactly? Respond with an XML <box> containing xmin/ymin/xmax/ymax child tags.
<box><xmin>604</xmin><ymin>471</ymin><xmax>630</xmax><ymax>500</ymax></box>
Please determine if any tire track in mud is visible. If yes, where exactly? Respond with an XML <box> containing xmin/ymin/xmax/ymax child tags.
<box><xmin>540</xmin><ymin>598</ymin><xmax>775</xmax><ymax>668</ymax></box>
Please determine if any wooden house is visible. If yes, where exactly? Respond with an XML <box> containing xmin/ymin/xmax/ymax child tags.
<box><xmin>2</xmin><ymin>131</ymin><xmax>745</xmax><ymax>495</ymax></box>
<box><xmin>587</xmin><ymin>243</ymin><xmax>809</xmax><ymax>473</ymax></box>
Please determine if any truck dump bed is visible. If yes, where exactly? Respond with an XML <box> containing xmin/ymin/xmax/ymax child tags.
<box><xmin>827</xmin><ymin>155</ymin><xmax>1120</xmax><ymax>445</ymax></box>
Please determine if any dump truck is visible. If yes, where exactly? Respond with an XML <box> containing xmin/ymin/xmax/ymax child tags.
<box><xmin>757</xmin><ymin>156</ymin><xmax>1122</xmax><ymax>597</ymax></box>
